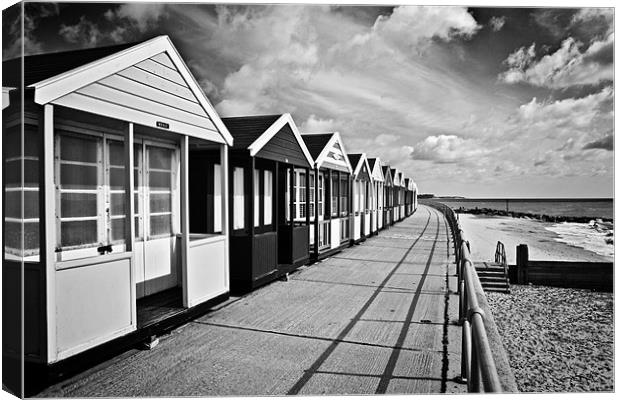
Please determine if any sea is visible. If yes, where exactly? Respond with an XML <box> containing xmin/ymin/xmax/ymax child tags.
<box><xmin>435</xmin><ymin>198</ymin><xmax>614</xmax><ymax>259</ymax></box>
<box><xmin>435</xmin><ymin>198</ymin><xmax>613</xmax><ymax>219</ymax></box>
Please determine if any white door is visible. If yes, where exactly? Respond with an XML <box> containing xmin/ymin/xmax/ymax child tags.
<box><xmin>134</xmin><ymin>139</ymin><xmax>180</xmax><ymax>299</ymax></box>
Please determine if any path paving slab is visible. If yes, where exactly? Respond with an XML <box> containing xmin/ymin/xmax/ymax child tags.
<box><xmin>38</xmin><ymin>205</ymin><xmax>466</xmax><ymax>397</ymax></box>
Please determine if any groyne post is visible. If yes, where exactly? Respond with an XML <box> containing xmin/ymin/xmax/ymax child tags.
<box><xmin>516</xmin><ymin>244</ymin><xmax>529</xmax><ymax>284</ymax></box>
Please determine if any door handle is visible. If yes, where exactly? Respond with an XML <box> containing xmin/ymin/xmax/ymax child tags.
<box><xmin>97</xmin><ymin>244</ymin><xmax>113</xmax><ymax>254</ymax></box>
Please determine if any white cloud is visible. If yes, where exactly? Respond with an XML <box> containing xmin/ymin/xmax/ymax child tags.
<box><xmin>113</xmin><ymin>4</ymin><xmax>168</xmax><ymax>32</ymax></box>
<box><xmin>489</xmin><ymin>16</ymin><xmax>506</xmax><ymax>32</ymax></box>
<box><xmin>410</xmin><ymin>134</ymin><xmax>487</xmax><ymax>164</ymax></box>
<box><xmin>369</xmin><ymin>6</ymin><xmax>480</xmax><ymax>44</ymax></box>
<box><xmin>300</xmin><ymin>115</ymin><xmax>336</xmax><ymax>133</ymax></box>
<box><xmin>499</xmin><ymin>31</ymin><xmax>613</xmax><ymax>88</ymax></box>
<box><xmin>517</xmin><ymin>86</ymin><xmax>613</xmax><ymax>127</ymax></box>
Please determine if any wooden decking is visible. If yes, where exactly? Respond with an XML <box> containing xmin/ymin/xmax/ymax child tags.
<box><xmin>38</xmin><ymin>205</ymin><xmax>465</xmax><ymax>396</ymax></box>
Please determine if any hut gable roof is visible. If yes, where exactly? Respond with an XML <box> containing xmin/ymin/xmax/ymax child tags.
<box><xmin>349</xmin><ymin>153</ymin><xmax>372</xmax><ymax>181</ymax></box>
<box><xmin>3</xmin><ymin>42</ymin><xmax>137</xmax><ymax>88</ymax></box>
<box><xmin>222</xmin><ymin>113</ymin><xmax>313</xmax><ymax>167</ymax></box>
<box><xmin>382</xmin><ymin>165</ymin><xmax>393</xmax><ymax>185</ymax></box>
<box><xmin>348</xmin><ymin>154</ymin><xmax>362</xmax><ymax>170</ymax></box>
<box><xmin>368</xmin><ymin>157</ymin><xmax>385</xmax><ymax>182</ymax></box>
<box><xmin>390</xmin><ymin>168</ymin><xmax>400</xmax><ymax>186</ymax></box>
<box><xmin>222</xmin><ymin>115</ymin><xmax>281</xmax><ymax>149</ymax></box>
<box><xmin>301</xmin><ymin>133</ymin><xmax>333</xmax><ymax>160</ymax></box>
<box><xmin>301</xmin><ymin>132</ymin><xmax>352</xmax><ymax>173</ymax></box>
<box><xmin>19</xmin><ymin>35</ymin><xmax>232</xmax><ymax>145</ymax></box>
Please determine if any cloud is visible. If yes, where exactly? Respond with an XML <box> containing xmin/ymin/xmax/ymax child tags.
<box><xmin>59</xmin><ymin>16</ymin><xmax>104</xmax><ymax>47</ymax></box>
<box><xmin>583</xmin><ymin>134</ymin><xmax>613</xmax><ymax>151</ymax></box>
<box><xmin>301</xmin><ymin>114</ymin><xmax>336</xmax><ymax>133</ymax></box>
<box><xmin>56</xmin><ymin>4</ymin><xmax>169</xmax><ymax>48</ymax></box>
<box><xmin>410</xmin><ymin>134</ymin><xmax>487</xmax><ymax>164</ymax></box>
<box><xmin>517</xmin><ymin>86</ymin><xmax>613</xmax><ymax>127</ymax></box>
<box><xmin>107</xmin><ymin>4</ymin><xmax>168</xmax><ymax>32</ymax></box>
<box><xmin>489</xmin><ymin>16</ymin><xmax>506</xmax><ymax>32</ymax></box>
<box><xmin>4</xmin><ymin>3</ymin><xmax>60</xmax><ymax>58</ymax></box>
<box><xmin>369</xmin><ymin>6</ymin><xmax>480</xmax><ymax>44</ymax></box>
<box><xmin>499</xmin><ymin>34</ymin><xmax>613</xmax><ymax>88</ymax></box>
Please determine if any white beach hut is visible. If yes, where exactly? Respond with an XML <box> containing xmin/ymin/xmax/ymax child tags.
<box><xmin>3</xmin><ymin>36</ymin><xmax>232</xmax><ymax>365</ymax></box>
<box><xmin>348</xmin><ymin>153</ymin><xmax>373</xmax><ymax>243</ymax></box>
<box><xmin>368</xmin><ymin>158</ymin><xmax>385</xmax><ymax>233</ymax></box>
<box><xmin>302</xmin><ymin>132</ymin><xmax>353</xmax><ymax>260</ymax></box>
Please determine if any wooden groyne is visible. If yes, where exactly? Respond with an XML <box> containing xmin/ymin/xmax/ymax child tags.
<box><xmin>510</xmin><ymin>244</ymin><xmax>613</xmax><ymax>291</ymax></box>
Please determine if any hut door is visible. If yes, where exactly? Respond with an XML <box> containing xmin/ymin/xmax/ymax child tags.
<box><xmin>134</xmin><ymin>140</ymin><xmax>180</xmax><ymax>299</ymax></box>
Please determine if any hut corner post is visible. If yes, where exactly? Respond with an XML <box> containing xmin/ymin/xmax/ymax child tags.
<box><xmin>516</xmin><ymin>244</ymin><xmax>529</xmax><ymax>284</ymax></box>
<box><xmin>43</xmin><ymin>103</ymin><xmax>57</xmax><ymax>363</ymax></box>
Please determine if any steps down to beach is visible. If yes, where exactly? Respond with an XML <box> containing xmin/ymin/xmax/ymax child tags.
<box><xmin>475</xmin><ymin>262</ymin><xmax>511</xmax><ymax>294</ymax></box>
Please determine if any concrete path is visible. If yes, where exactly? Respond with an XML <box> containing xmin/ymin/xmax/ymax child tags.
<box><xmin>39</xmin><ymin>205</ymin><xmax>465</xmax><ymax>397</ymax></box>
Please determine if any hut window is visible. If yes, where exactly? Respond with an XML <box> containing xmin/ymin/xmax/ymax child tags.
<box><xmin>254</xmin><ymin>169</ymin><xmax>260</xmax><ymax>227</ymax></box>
<box><xmin>331</xmin><ymin>173</ymin><xmax>339</xmax><ymax>217</ymax></box>
<box><xmin>57</xmin><ymin>133</ymin><xmax>101</xmax><ymax>250</ymax></box>
<box><xmin>340</xmin><ymin>175</ymin><xmax>349</xmax><ymax>216</ymax></box>
<box><xmin>318</xmin><ymin>173</ymin><xmax>324</xmax><ymax>217</ymax></box>
<box><xmin>233</xmin><ymin>167</ymin><xmax>245</xmax><ymax>230</ymax></box>
<box><xmin>134</xmin><ymin>144</ymin><xmax>143</xmax><ymax>239</ymax></box>
<box><xmin>285</xmin><ymin>169</ymin><xmax>290</xmax><ymax>222</ymax></box>
<box><xmin>213</xmin><ymin>164</ymin><xmax>222</xmax><ymax>232</ymax></box>
<box><xmin>296</xmin><ymin>171</ymin><xmax>306</xmax><ymax>220</ymax></box>
<box><xmin>263</xmin><ymin>170</ymin><xmax>273</xmax><ymax>226</ymax></box>
<box><xmin>4</xmin><ymin>124</ymin><xmax>41</xmax><ymax>259</ymax></box>
<box><xmin>309</xmin><ymin>172</ymin><xmax>315</xmax><ymax>219</ymax></box>
<box><xmin>108</xmin><ymin>140</ymin><xmax>126</xmax><ymax>243</ymax></box>
<box><xmin>133</xmin><ymin>142</ymin><xmax>178</xmax><ymax>241</ymax></box>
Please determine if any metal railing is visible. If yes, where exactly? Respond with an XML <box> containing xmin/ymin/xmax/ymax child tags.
<box><xmin>494</xmin><ymin>241</ymin><xmax>509</xmax><ymax>284</ymax></box>
<box><xmin>424</xmin><ymin>201</ymin><xmax>503</xmax><ymax>393</ymax></box>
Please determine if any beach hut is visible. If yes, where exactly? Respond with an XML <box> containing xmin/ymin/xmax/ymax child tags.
<box><xmin>220</xmin><ymin>114</ymin><xmax>314</xmax><ymax>292</ymax></box>
<box><xmin>399</xmin><ymin>173</ymin><xmax>407</xmax><ymax>220</ymax></box>
<box><xmin>368</xmin><ymin>158</ymin><xmax>385</xmax><ymax>233</ymax></box>
<box><xmin>404</xmin><ymin>178</ymin><xmax>412</xmax><ymax>216</ymax></box>
<box><xmin>391</xmin><ymin>168</ymin><xmax>402</xmax><ymax>222</ymax></box>
<box><xmin>302</xmin><ymin>133</ymin><xmax>353</xmax><ymax>260</ymax></box>
<box><xmin>2</xmin><ymin>36</ymin><xmax>232</xmax><ymax>365</ymax></box>
<box><xmin>381</xmin><ymin>166</ymin><xmax>394</xmax><ymax>226</ymax></box>
<box><xmin>348</xmin><ymin>153</ymin><xmax>372</xmax><ymax>244</ymax></box>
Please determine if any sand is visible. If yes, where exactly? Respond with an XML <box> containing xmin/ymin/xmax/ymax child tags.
<box><xmin>457</xmin><ymin>213</ymin><xmax>614</xmax><ymax>392</ymax></box>
<box><xmin>457</xmin><ymin>213</ymin><xmax>612</xmax><ymax>265</ymax></box>
<box><xmin>486</xmin><ymin>285</ymin><xmax>613</xmax><ymax>392</ymax></box>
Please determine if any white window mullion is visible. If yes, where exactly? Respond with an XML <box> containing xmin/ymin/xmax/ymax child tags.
<box><xmin>54</xmin><ymin>134</ymin><xmax>61</xmax><ymax>249</ymax></box>
<box><xmin>103</xmin><ymin>136</ymin><xmax>111</xmax><ymax>245</ymax></box>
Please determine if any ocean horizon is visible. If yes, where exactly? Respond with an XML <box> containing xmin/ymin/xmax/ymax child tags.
<box><xmin>432</xmin><ymin>197</ymin><xmax>613</xmax><ymax>220</ymax></box>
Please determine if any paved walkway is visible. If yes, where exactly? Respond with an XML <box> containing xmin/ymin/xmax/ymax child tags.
<box><xmin>40</xmin><ymin>205</ymin><xmax>465</xmax><ymax>396</ymax></box>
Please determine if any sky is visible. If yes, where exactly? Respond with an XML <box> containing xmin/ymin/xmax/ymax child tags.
<box><xmin>2</xmin><ymin>2</ymin><xmax>615</xmax><ymax>198</ymax></box>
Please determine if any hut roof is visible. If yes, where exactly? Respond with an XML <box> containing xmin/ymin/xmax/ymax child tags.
<box><xmin>3</xmin><ymin>42</ymin><xmax>137</xmax><ymax>87</ymax></box>
<box><xmin>301</xmin><ymin>133</ymin><xmax>334</xmax><ymax>159</ymax></box>
<box><xmin>348</xmin><ymin>153</ymin><xmax>362</xmax><ymax>170</ymax></box>
<box><xmin>221</xmin><ymin>115</ymin><xmax>282</xmax><ymax>150</ymax></box>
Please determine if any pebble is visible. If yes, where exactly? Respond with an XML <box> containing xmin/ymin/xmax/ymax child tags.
<box><xmin>486</xmin><ymin>285</ymin><xmax>613</xmax><ymax>392</ymax></box>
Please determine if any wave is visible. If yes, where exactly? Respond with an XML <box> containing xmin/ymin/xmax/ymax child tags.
<box><xmin>545</xmin><ymin>220</ymin><xmax>614</xmax><ymax>259</ymax></box>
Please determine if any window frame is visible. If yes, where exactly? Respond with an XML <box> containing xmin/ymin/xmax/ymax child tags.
<box><xmin>252</xmin><ymin>161</ymin><xmax>275</xmax><ymax>234</ymax></box>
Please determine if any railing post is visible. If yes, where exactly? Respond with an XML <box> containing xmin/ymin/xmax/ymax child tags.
<box><xmin>460</xmin><ymin>319</ymin><xmax>471</xmax><ymax>383</ymax></box>
<box><xmin>469</xmin><ymin>337</ymin><xmax>480</xmax><ymax>392</ymax></box>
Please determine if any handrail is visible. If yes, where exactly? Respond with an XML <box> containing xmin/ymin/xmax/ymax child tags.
<box><xmin>495</xmin><ymin>241</ymin><xmax>508</xmax><ymax>284</ymax></box>
<box><xmin>423</xmin><ymin>201</ymin><xmax>503</xmax><ymax>393</ymax></box>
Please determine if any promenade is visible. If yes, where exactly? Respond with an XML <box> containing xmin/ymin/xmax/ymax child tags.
<box><xmin>39</xmin><ymin>205</ymin><xmax>465</xmax><ymax>396</ymax></box>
